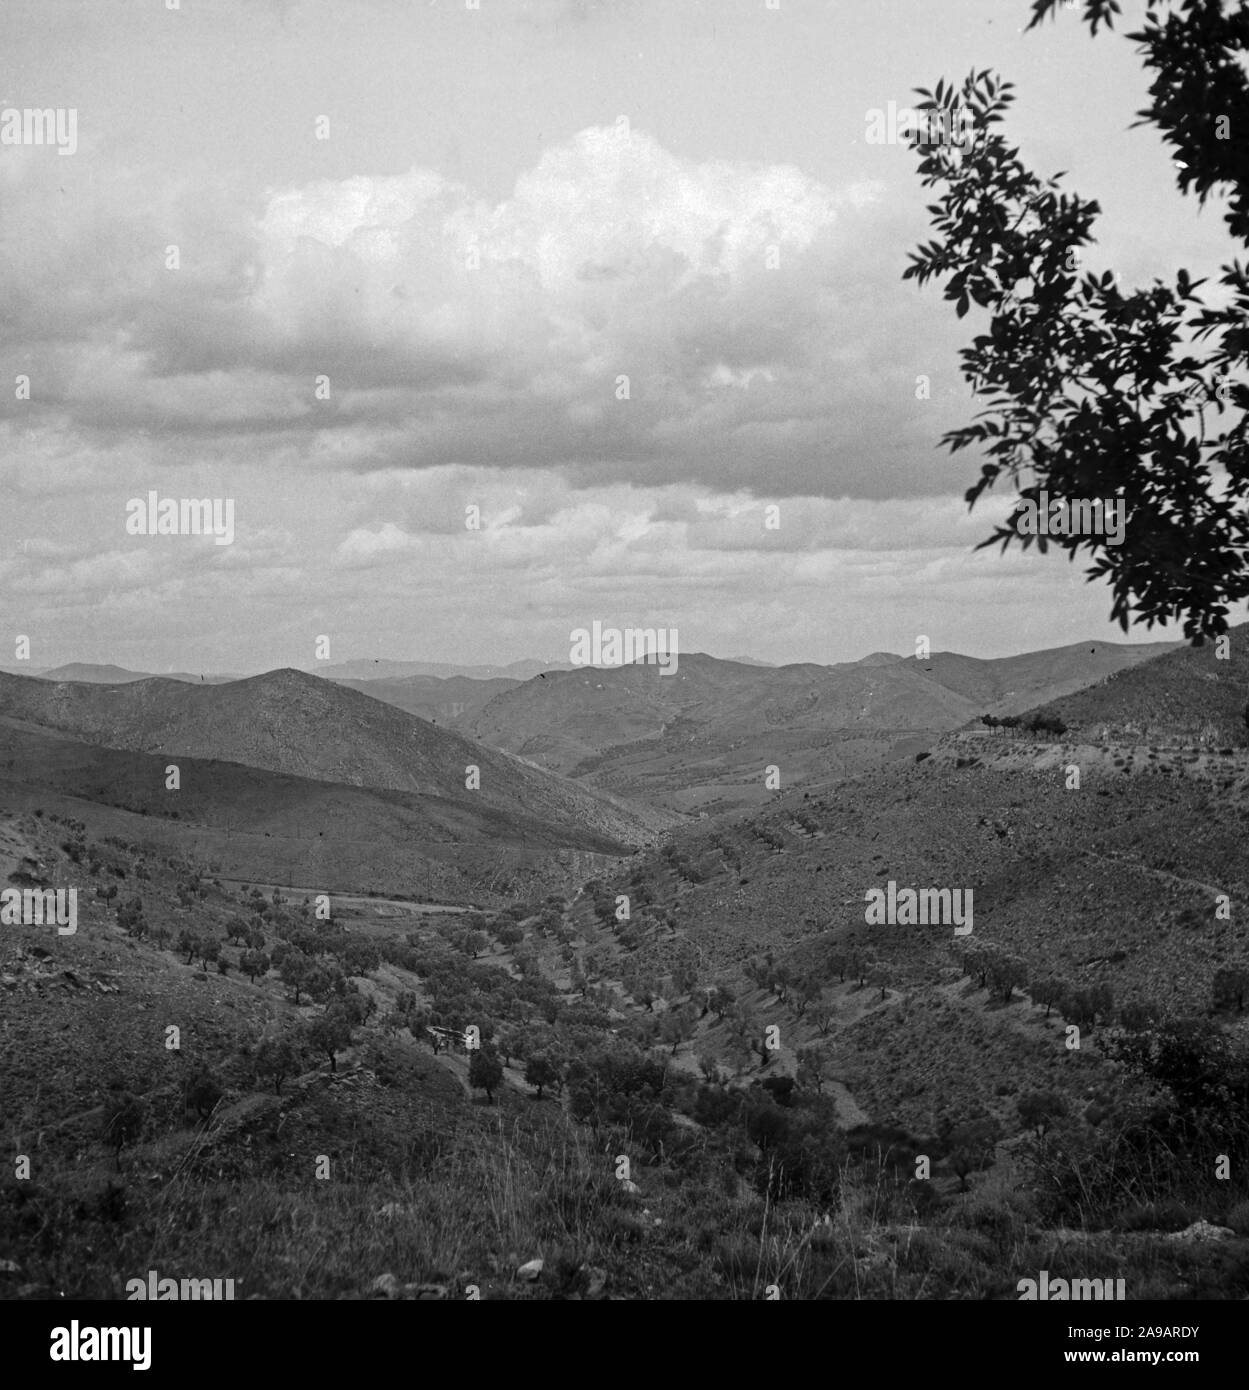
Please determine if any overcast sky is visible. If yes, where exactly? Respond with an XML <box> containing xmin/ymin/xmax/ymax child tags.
<box><xmin>1</xmin><ymin>0</ymin><xmax>1237</xmax><ymax>673</ymax></box>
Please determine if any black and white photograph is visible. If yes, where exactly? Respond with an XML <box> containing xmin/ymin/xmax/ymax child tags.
<box><xmin>1</xmin><ymin>0</ymin><xmax>1248</xmax><ymax>1356</ymax></box>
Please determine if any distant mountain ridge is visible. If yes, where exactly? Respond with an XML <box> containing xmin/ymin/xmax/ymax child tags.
<box><xmin>328</xmin><ymin>673</ymin><xmax>520</xmax><ymax>724</ymax></box>
<box><xmin>907</xmin><ymin>640</ymin><xmax>1178</xmax><ymax>716</ymax></box>
<box><xmin>0</xmin><ymin>658</ymin><xmax>569</xmax><ymax>683</ymax></box>
<box><xmin>310</xmin><ymin>657</ymin><xmax>573</xmax><ymax>681</ymax></box>
<box><xmin>0</xmin><ymin>637</ymin><xmax>1187</xmax><ymax>823</ymax></box>
<box><xmin>462</xmin><ymin>639</ymin><xmax>1181</xmax><ymax>811</ymax></box>
<box><xmin>12</xmin><ymin>663</ymin><xmax>240</xmax><ymax>685</ymax></box>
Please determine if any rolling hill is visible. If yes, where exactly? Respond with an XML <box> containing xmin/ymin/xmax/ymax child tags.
<box><xmin>1019</xmin><ymin>625</ymin><xmax>1249</xmax><ymax>746</ymax></box>
<box><xmin>905</xmin><ymin>638</ymin><xmax>1178</xmax><ymax>716</ymax></box>
<box><xmin>576</xmin><ymin>683</ymin><xmax>1249</xmax><ymax>1141</ymax></box>
<box><xmin>0</xmin><ymin>719</ymin><xmax>626</xmax><ymax>903</ymax></box>
<box><xmin>12</xmin><ymin>663</ymin><xmax>240</xmax><ymax>685</ymax></box>
<box><xmin>462</xmin><ymin>640</ymin><xmax>1179</xmax><ymax>812</ymax></box>
<box><xmin>311</xmin><ymin>657</ymin><xmax>572</xmax><ymax>681</ymax></box>
<box><xmin>328</xmin><ymin>673</ymin><xmax>519</xmax><ymax>724</ymax></box>
<box><xmin>0</xmin><ymin>667</ymin><xmax>673</xmax><ymax>850</ymax></box>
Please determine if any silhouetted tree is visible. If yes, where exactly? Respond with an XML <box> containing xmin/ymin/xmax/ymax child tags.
<box><xmin>469</xmin><ymin>1048</ymin><xmax>504</xmax><ymax>1103</ymax></box>
<box><xmin>767</xmin><ymin>965</ymin><xmax>794</xmax><ymax>1004</ymax></box>
<box><xmin>659</xmin><ymin>1007</ymin><xmax>694</xmax><ymax>1055</ymax></box>
<box><xmin>708</xmin><ymin>986</ymin><xmax>736</xmax><ymax>1019</ymax></box>
<box><xmin>280</xmin><ymin>950</ymin><xmax>312</xmax><ymax>1005</ymax></box>
<box><xmin>308</xmin><ymin>1004</ymin><xmax>355</xmax><ymax>1072</ymax></box>
<box><xmin>1029</xmin><ymin>975</ymin><xmax>1067</xmax><ymax>1018</ymax></box>
<box><xmin>697</xmin><ymin>1052</ymin><xmax>723</xmax><ymax>1084</ymax></box>
<box><xmin>524</xmin><ymin>1052</ymin><xmax>558</xmax><ymax>1098</ymax></box>
<box><xmin>945</xmin><ymin>1116</ymin><xmax>1000</xmax><ymax>1192</ymax></box>
<box><xmin>810</xmin><ymin>998</ymin><xmax>835</xmax><ymax>1036</ymax></box>
<box><xmin>255</xmin><ymin>1033</ymin><xmax>301</xmax><ymax>1095</ymax></box>
<box><xmin>240</xmin><ymin>948</ymin><xmax>270</xmax><ymax>983</ymax></box>
<box><xmin>1017</xmin><ymin>1089</ymin><xmax>1068</xmax><ymax>1140</ymax></box>
<box><xmin>989</xmin><ymin>953</ymin><xmax>1028</xmax><ymax>1004</ymax></box>
<box><xmin>906</xmin><ymin>2</ymin><xmax>1249</xmax><ymax>641</ymax></box>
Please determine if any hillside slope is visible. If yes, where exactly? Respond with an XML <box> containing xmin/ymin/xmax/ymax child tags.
<box><xmin>585</xmin><ymin>728</ymin><xmax>1249</xmax><ymax>1144</ymax></box>
<box><xmin>464</xmin><ymin>641</ymin><xmax>1177</xmax><ymax>812</ymax></box>
<box><xmin>0</xmin><ymin>669</ymin><xmax>673</xmax><ymax>848</ymax></box>
<box><xmin>0</xmin><ymin>718</ymin><xmax>630</xmax><ymax>903</ymax></box>
<box><xmin>906</xmin><ymin>639</ymin><xmax>1177</xmax><ymax>715</ymax></box>
<box><xmin>1021</xmin><ymin>624</ymin><xmax>1249</xmax><ymax>746</ymax></box>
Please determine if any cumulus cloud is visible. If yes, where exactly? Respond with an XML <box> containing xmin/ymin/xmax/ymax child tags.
<box><xmin>1</xmin><ymin>122</ymin><xmax>971</xmax><ymax>500</ymax></box>
<box><xmin>6</xmin><ymin>114</ymin><xmax>1119</xmax><ymax>671</ymax></box>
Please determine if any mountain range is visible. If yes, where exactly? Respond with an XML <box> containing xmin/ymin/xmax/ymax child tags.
<box><xmin>460</xmin><ymin>639</ymin><xmax>1178</xmax><ymax>811</ymax></box>
<box><xmin>3</xmin><ymin>621</ymin><xmax>1246</xmax><ymax>1302</ymax></box>
<box><xmin>0</xmin><ymin>639</ymin><xmax>1182</xmax><ymax>835</ymax></box>
<box><xmin>0</xmin><ymin>667</ymin><xmax>675</xmax><ymax>902</ymax></box>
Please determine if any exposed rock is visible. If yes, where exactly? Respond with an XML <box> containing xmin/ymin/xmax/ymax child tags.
<box><xmin>1166</xmin><ymin>1220</ymin><xmax>1235</xmax><ymax>1243</ymax></box>
<box><xmin>368</xmin><ymin>1273</ymin><xmax>401</xmax><ymax>1299</ymax></box>
<box><xmin>405</xmin><ymin>1283</ymin><xmax>449</xmax><ymax>1300</ymax></box>
<box><xmin>515</xmin><ymin>1258</ymin><xmax>544</xmax><ymax>1281</ymax></box>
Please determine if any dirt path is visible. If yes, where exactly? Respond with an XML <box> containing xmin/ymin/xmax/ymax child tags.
<box><xmin>216</xmin><ymin>878</ymin><xmax>473</xmax><ymax>916</ymax></box>
<box><xmin>1081</xmin><ymin>848</ymin><xmax>1226</xmax><ymax>899</ymax></box>
<box><xmin>825</xmin><ymin>1078</ymin><xmax>869</xmax><ymax>1128</ymax></box>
